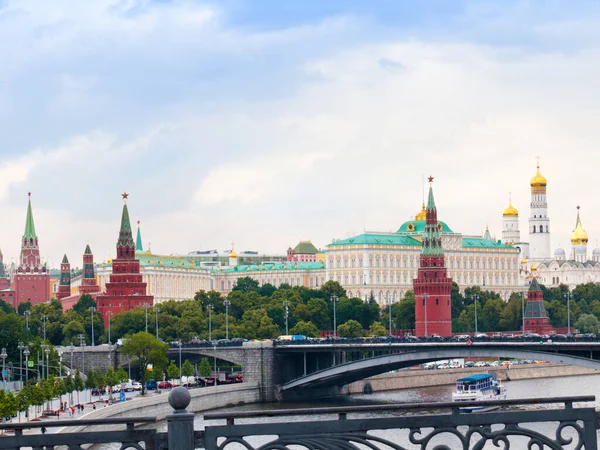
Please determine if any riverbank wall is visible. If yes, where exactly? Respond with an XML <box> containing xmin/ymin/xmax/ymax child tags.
<box><xmin>347</xmin><ymin>364</ymin><xmax>598</xmax><ymax>394</ymax></box>
<box><xmin>59</xmin><ymin>382</ymin><xmax>260</xmax><ymax>433</ymax></box>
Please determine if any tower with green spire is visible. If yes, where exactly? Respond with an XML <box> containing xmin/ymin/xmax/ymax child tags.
<box><xmin>56</xmin><ymin>254</ymin><xmax>71</xmax><ymax>300</ymax></box>
<box><xmin>95</xmin><ymin>193</ymin><xmax>153</xmax><ymax>328</ymax></box>
<box><xmin>135</xmin><ymin>221</ymin><xmax>144</xmax><ymax>253</ymax></box>
<box><xmin>13</xmin><ymin>193</ymin><xmax>50</xmax><ymax>306</ymax></box>
<box><xmin>523</xmin><ymin>276</ymin><xmax>553</xmax><ymax>334</ymax></box>
<box><xmin>80</xmin><ymin>244</ymin><xmax>100</xmax><ymax>295</ymax></box>
<box><xmin>413</xmin><ymin>177</ymin><xmax>453</xmax><ymax>337</ymax></box>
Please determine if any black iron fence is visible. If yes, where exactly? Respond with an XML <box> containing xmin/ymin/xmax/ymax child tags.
<box><xmin>0</xmin><ymin>390</ymin><xmax>598</xmax><ymax>450</ymax></box>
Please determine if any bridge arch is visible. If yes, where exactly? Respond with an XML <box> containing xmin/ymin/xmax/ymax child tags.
<box><xmin>283</xmin><ymin>348</ymin><xmax>600</xmax><ymax>391</ymax></box>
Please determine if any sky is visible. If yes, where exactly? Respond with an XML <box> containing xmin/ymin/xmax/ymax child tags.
<box><xmin>1</xmin><ymin>0</ymin><xmax>600</xmax><ymax>268</ymax></box>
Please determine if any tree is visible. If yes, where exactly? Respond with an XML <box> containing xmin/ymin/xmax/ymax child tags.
<box><xmin>289</xmin><ymin>320</ymin><xmax>320</xmax><ymax>338</ymax></box>
<box><xmin>199</xmin><ymin>358</ymin><xmax>212</xmax><ymax>378</ymax></box>
<box><xmin>73</xmin><ymin>294</ymin><xmax>96</xmax><ymax>315</ymax></box>
<box><xmin>394</xmin><ymin>292</ymin><xmax>415</xmax><ymax>330</ymax></box>
<box><xmin>258</xmin><ymin>283</ymin><xmax>276</xmax><ymax>297</ymax></box>
<box><xmin>0</xmin><ymin>390</ymin><xmax>19</xmax><ymax>426</ymax></box>
<box><xmin>17</xmin><ymin>301</ymin><xmax>32</xmax><ymax>316</ymax></box>
<box><xmin>63</xmin><ymin>376</ymin><xmax>75</xmax><ymax>405</ymax></box>
<box><xmin>337</xmin><ymin>320</ymin><xmax>364</xmax><ymax>338</ymax></box>
<box><xmin>73</xmin><ymin>370</ymin><xmax>84</xmax><ymax>404</ymax></box>
<box><xmin>116</xmin><ymin>367</ymin><xmax>129</xmax><ymax>383</ymax></box>
<box><xmin>120</xmin><ymin>332</ymin><xmax>169</xmax><ymax>395</ymax></box>
<box><xmin>16</xmin><ymin>385</ymin><xmax>32</xmax><ymax>421</ymax></box>
<box><xmin>320</xmin><ymin>281</ymin><xmax>346</xmax><ymax>300</ymax></box>
<box><xmin>104</xmin><ymin>367</ymin><xmax>118</xmax><ymax>400</ymax></box>
<box><xmin>181</xmin><ymin>360</ymin><xmax>194</xmax><ymax>386</ymax></box>
<box><xmin>369</xmin><ymin>321</ymin><xmax>387</xmax><ymax>336</ymax></box>
<box><xmin>167</xmin><ymin>360</ymin><xmax>180</xmax><ymax>380</ymax></box>
<box><xmin>575</xmin><ymin>314</ymin><xmax>599</xmax><ymax>333</ymax></box>
<box><xmin>236</xmin><ymin>309</ymin><xmax>279</xmax><ymax>339</ymax></box>
<box><xmin>232</xmin><ymin>277</ymin><xmax>260</xmax><ymax>294</ymax></box>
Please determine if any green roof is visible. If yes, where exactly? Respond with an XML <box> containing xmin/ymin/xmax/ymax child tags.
<box><xmin>396</xmin><ymin>220</ymin><xmax>453</xmax><ymax>234</ymax></box>
<box><xmin>292</xmin><ymin>241</ymin><xmax>319</xmax><ymax>254</ymax></box>
<box><xmin>328</xmin><ymin>234</ymin><xmax>421</xmax><ymax>247</ymax></box>
<box><xmin>23</xmin><ymin>197</ymin><xmax>37</xmax><ymax>240</ymax></box>
<box><xmin>136</xmin><ymin>254</ymin><xmax>208</xmax><ymax>270</ymax></box>
<box><xmin>84</xmin><ymin>244</ymin><xmax>92</xmax><ymax>255</ymax></box>
<box><xmin>136</xmin><ymin>222</ymin><xmax>144</xmax><ymax>252</ymax></box>
<box><xmin>212</xmin><ymin>261</ymin><xmax>325</xmax><ymax>273</ymax></box>
<box><xmin>117</xmin><ymin>202</ymin><xmax>135</xmax><ymax>248</ymax></box>
<box><xmin>62</xmin><ymin>254</ymin><xmax>69</xmax><ymax>264</ymax></box>
<box><xmin>461</xmin><ymin>237</ymin><xmax>514</xmax><ymax>249</ymax></box>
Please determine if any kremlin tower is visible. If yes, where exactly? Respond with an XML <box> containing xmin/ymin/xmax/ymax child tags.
<box><xmin>0</xmin><ymin>249</ymin><xmax>15</xmax><ymax>306</ymax></box>
<box><xmin>501</xmin><ymin>195</ymin><xmax>520</xmax><ymax>246</ymax></box>
<box><xmin>413</xmin><ymin>177</ymin><xmax>453</xmax><ymax>337</ymax></box>
<box><xmin>523</xmin><ymin>276</ymin><xmax>553</xmax><ymax>334</ymax></box>
<box><xmin>528</xmin><ymin>161</ymin><xmax>551</xmax><ymax>260</ymax></box>
<box><xmin>95</xmin><ymin>193</ymin><xmax>153</xmax><ymax>327</ymax></box>
<box><xmin>56</xmin><ymin>254</ymin><xmax>71</xmax><ymax>300</ymax></box>
<box><xmin>80</xmin><ymin>244</ymin><xmax>101</xmax><ymax>295</ymax></box>
<box><xmin>12</xmin><ymin>194</ymin><xmax>50</xmax><ymax>306</ymax></box>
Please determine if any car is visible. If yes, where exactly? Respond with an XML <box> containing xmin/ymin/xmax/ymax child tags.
<box><xmin>489</xmin><ymin>361</ymin><xmax>500</xmax><ymax>366</ymax></box>
<box><xmin>474</xmin><ymin>333</ymin><xmax>489</xmax><ymax>339</ymax></box>
<box><xmin>111</xmin><ymin>384</ymin><xmax>122</xmax><ymax>393</ymax></box>
<box><xmin>158</xmin><ymin>381</ymin><xmax>173</xmax><ymax>389</ymax></box>
<box><xmin>464</xmin><ymin>361</ymin><xmax>475</xmax><ymax>368</ymax></box>
<box><xmin>145</xmin><ymin>379</ymin><xmax>158</xmax><ymax>390</ymax></box>
<box><xmin>474</xmin><ymin>361</ymin><xmax>488</xmax><ymax>367</ymax></box>
<box><xmin>132</xmin><ymin>381</ymin><xmax>142</xmax><ymax>391</ymax></box>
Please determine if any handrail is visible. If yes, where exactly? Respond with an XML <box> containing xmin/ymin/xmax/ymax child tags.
<box><xmin>204</xmin><ymin>396</ymin><xmax>595</xmax><ymax>420</ymax></box>
<box><xmin>0</xmin><ymin>416</ymin><xmax>157</xmax><ymax>430</ymax></box>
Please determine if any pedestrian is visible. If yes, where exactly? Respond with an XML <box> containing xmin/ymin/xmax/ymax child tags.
<box><xmin>93</xmin><ymin>403</ymin><xmax>96</xmax><ymax>410</ymax></box>
<box><xmin>57</xmin><ymin>409</ymin><xmax>60</xmax><ymax>418</ymax></box>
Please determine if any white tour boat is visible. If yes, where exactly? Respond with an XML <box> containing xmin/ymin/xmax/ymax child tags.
<box><xmin>451</xmin><ymin>373</ymin><xmax>507</xmax><ymax>412</ymax></box>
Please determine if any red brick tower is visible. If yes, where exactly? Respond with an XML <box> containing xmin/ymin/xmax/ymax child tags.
<box><xmin>80</xmin><ymin>244</ymin><xmax>100</xmax><ymax>295</ymax></box>
<box><xmin>96</xmin><ymin>193</ymin><xmax>153</xmax><ymax>326</ymax></box>
<box><xmin>56</xmin><ymin>254</ymin><xmax>71</xmax><ymax>300</ymax></box>
<box><xmin>413</xmin><ymin>177</ymin><xmax>453</xmax><ymax>337</ymax></box>
<box><xmin>523</xmin><ymin>277</ymin><xmax>553</xmax><ymax>334</ymax></box>
<box><xmin>0</xmin><ymin>248</ymin><xmax>15</xmax><ymax>307</ymax></box>
<box><xmin>12</xmin><ymin>193</ymin><xmax>50</xmax><ymax>305</ymax></box>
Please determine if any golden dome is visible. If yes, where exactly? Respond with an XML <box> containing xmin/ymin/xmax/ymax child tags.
<box><xmin>520</xmin><ymin>259</ymin><xmax>527</xmax><ymax>265</ymax></box>
<box><xmin>531</xmin><ymin>264</ymin><xmax>537</xmax><ymax>272</ymax></box>
<box><xmin>530</xmin><ymin>164</ymin><xmax>547</xmax><ymax>188</ymax></box>
<box><xmin>229</xmin><ymin>250</ymin><xmax>237</xmax><ymax>258</ymax></box>
<box><xmin>570</xmin><ymin>207</ymin><xmax>588</xmax><ymax>245</ymax></box>
<box><xmin>415</xmin><ymin>203</ymin><xmax>426</xmax><ymax>221</ymax></box>
<box><xmin>503</xmin><ymin>202</ymin><xmax>518</xmax><ymax>216</ymax></box>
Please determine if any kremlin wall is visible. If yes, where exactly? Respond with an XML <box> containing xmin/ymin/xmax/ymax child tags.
<box><xmin>1</xmin><ymin>163</ymin><xmax>599</xmax><ymax>332</ymax></box>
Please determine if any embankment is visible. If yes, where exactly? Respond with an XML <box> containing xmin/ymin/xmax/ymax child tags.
<box><xmin>348</xmin><ymin>364</ymin><xmax>598</xmax><ymax>394</ymax></box>
<box><xmin>60</xmin><ymin>382</ymin><xmax>260</xmax><ymax>433</ymax></box>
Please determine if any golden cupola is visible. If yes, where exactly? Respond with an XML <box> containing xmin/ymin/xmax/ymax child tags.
<box><xmin>530</xmin><ymin>163</ymin><xmax>547</xmax><ymax>188</ymax></box>
<box><xmin>570</xmin><ymin>207</ymin><xmax>588</xmax><ymax>245</ymax></box>
<box><xmin>503</xmin><ymin>200</ymin><xmax>518</xmax><ymax>216</ymax></box>
<box><xmin>415</xmin><ymin>203</ymin><xmax>427</xmax><ymax>221</ymax></box>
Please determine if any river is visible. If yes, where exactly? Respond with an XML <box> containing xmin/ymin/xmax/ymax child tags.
<box><xmin>171</xmin><ymin>373</ymin><xmax>600</xmax><ymax>449</ymax></box>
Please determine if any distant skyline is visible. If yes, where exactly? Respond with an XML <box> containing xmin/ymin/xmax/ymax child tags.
<box><xmin>2</xmin><ymin>0</ymin><xmax>600</xmax><ymax>268</ymax></box>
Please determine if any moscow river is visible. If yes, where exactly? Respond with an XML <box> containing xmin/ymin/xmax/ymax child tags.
<box><xmin>179</xmin><ymin>373</ymin><xmax>600</xmax><ymax>449</ymax></box>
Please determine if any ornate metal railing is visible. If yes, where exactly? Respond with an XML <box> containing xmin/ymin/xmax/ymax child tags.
<box><xmin>202</xmin><ymin>395</ymin><xmax>599</xmax><ymax>450</ymax></box>
<box><xmin>0</xmin><ymin>391</ymin><xmax>597</xmax><ymax>450</ymax></box>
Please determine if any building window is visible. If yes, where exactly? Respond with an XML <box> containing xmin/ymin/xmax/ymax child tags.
<box><xmin>436</xmin><ymin>298</ymin><xmax>439</xmax><ymax>305</ymax></box>
<box><xmin>533</xmin><ymin>226</ymin><xmax>536</xmax><ymax>233</ymax></box>
<box><xmin>540</xmin><ymin>225</ymin><xmax>544</xmax><ymax>232</ymax></box>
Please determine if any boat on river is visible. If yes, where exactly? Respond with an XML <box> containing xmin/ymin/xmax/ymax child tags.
<box><xmin>451</xmin><ymin>373</ymin><xmax>507</xmax><ymax>412</ymax></box>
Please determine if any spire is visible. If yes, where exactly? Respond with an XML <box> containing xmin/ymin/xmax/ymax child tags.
<box><xmin>62</xmin><ymin>254</ymin><xmax>69</xmax><ymax>264</ymax></box>
<box><xmin>421</xmin><ymin>176</ymin><xmax>443</xmax><ymax>256</ymax></box>
<box><xmin>84</xmin><ymin>244</ymin><xmax>92</xmax><ymax>255</ymax></box>
<box><xmin>117</xmin><ymin>193</ymin><xmax>135</xmax><ymax>252</ymax></box>
<box><xmin>135</xmin><ymin>220</ymin><xmax>144</xmax><ymax>252</ymax></box>
<box><xmin>570</xmin><ymin>206</ymin><xmax>588</xmax><ymax>245</ymax></box>
<box><xmin>483</xmin><ymin>226</ymin><xmax>492</xmax><ymax>241</ymax></box>
<box><xmin>23</xmin><ymin>193</ymin><xmax>37</xmax><ymax>240</ymax></box>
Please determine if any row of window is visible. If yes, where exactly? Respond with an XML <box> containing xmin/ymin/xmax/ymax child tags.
<box><xmin>330</xmin><ymin>256</ymin><xmax>517</xmax><ymax>270</ymax></box>
<box><xmin>330</xmin><ymin>272</ymin><xmax>518</xmax><ymax>286</ymax></box>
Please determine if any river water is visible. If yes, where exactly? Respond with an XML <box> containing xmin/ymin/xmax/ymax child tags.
<box><xmin>173</xmin><ymin>373</ymin><xmax>600</xmax><ymax>449</ymax></box>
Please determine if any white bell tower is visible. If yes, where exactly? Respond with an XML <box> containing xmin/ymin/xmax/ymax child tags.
<box><xmin>528</xmin><ymin>159</ymin><xmax>551</xmax><ymax>260</ymax></box>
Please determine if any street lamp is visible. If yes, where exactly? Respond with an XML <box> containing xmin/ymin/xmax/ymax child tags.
<box><xmin>23</xmin><ymin>347</ymin><xmax>30</xmax><ymax>384</ymax></box>
<box><xmin>107</xmin><ymin>311</ymin><xmax>113</xmax><ymax>346</ymax></box>
<box><xmin>423</xmin><ymin>293</ymin><xmax>429</xmax><ymax>337</ymax></box>
<box><xmin>68</xmin><ymin>343</ymin><xmax>74</xmax><ymax>373</ymax></box>
<box><xmin>89</xmin><ymin>307</ymin><xmax>96</xmax><ymax>346</ymax></box>
<box><xmin>23</xmin><ymin>310</ymin><xmax>30</xmax><ymax>331</ymax></box>
<box><xmin>388</xmin><ymin>298</ymin><xmax>394</xmax><ymax>337</ymax></box>
<box><xmin>330</xmin><ymin>295</ymin><xmax>338</xmax><ymax>338</ymax></box>
<box><xmin>145</xmin><ymin>304</ymin><xmax>150</xmax><ymax>333</ymax></box>
<box><xmin>40</xmin><ymin>344</ymin><xmax>46</xmax><ymax>379</ymax></box>
<box><xmin>1</xmin><ymin>347</ymin><xmax>7</xmax><ymax>391</ymax></box>
<box><xmin>207</xmin><ymin>304</ymin><xmax>214</xmax><ymax>342</ymax></box>
<box><xmin>521</xmin><ymin>291</ymin><xmax>526</xmax><ymax>336</ymax></box>
<box><xmin>45</xmin><ymin>347</ymin><xmax>50</xmax><ymax>379</ymax></box>
<box><xmin>58</xmin><ymin>351</ymin><xmax>63</xmax><ymax>378</ymax></box>
<box><xmin>177</xmin><ymin>341</ymin><xmax>182</xmax><ymax>381</ymax></box>
<box><xmin>41</xmin><ymin>314</ymin><xmax>48</xmax><ymax>342</ymax></box>
<box><xmin>224</xmin><ymin>300</ymin><xmax>231</xmax><ymax>340</ymax></box>
<box><xmin>283</xmin><ymin>301</ymin><xmax>290</xmax><ymax>335</ymax></box>
<box><xmin>154</xmin><ymin>306</ymin><xmax>160</xmax><ymax>339</ymax></box>
<box><xmin>78</xmin><ymin>333</ymin><xmax>86</xmax><ymax>373</ymax></box>
<box><xmin>18</xmin><ymin>341</ymin><xmax>24</xmax><ymax>386</ymax></box>
<box><xmin>473</xmin><ymin>294</ymin><xmax>479</xmax><ymax>334</ymax></box>
<box><xmin>565</xmin><ymin>291</ymin><xmax>571</xmax><ymax>336</ymax></box>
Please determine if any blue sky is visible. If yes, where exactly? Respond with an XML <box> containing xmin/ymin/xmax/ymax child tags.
<box><xmin>1</xmin><ymin>0</ymin><xmax>600</xmax><ymax>267</ymax></box>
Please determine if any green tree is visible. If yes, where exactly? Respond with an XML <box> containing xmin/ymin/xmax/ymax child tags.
<box><xmin>104</xmin><ymin>367</ymin><xmax>118</xmax><ymax>400</ymax></box>
<box><xmin>73</xmin><ymin>369</ymin><xmax>84</xmax><ymax>404</ymax></box>
<box><xmin>258</xmin><ymin>283</ymin><xmax>277</xmax><ymax>297</ymax></box>
<box><xmin>575</xmin><ymin>313</ymin><xmax>599</xmax><ymax>333</ymax></box>
<box><xmin>17</xmin><ymin>385</ymin><xmax>32</xmax><ymax>421</ymax></box>
<box><xmin>181</xmin><ymin>360</ymin><xmax>194</xmax><ymax>386</ymax></box>
<box><xmin>63</xmin><ymin>375</ymin><xmax>75</xmax><ymax>405</ymax></box>
<box><xmin>394</xmin><ymin>292</ymin><xmax>415</xmax><ymax>330</ymax></box>
<box><xmin>236</xmin><ymin>309</ymin><xmax>279</xmax><ymax>339</ymax></box>
<box><xmin>120</xmin><ymin>332</ymin><xmax>169</xmax><ymax>395</ymax></box>
<box><xmin>232</xmin><ymin>277</ymin><xmax>260</xmax><ymax>294</ymax></box>
<box><xmin>337</xmin><ymin>319</ymin><xmax>364</xmax><ymax>338</ymax></box>
<box><xmin>368</xmin><ymin>321</ymin><xmax>387</xmax><ymax>336</ymax></box>
<box><xmin>73</xmin><ymin>294</ymin><xmax>96</xmax><ymax>315</ymax></box>
<box><xmin>17</xmin><ymin>301</ymin><xmax>32</xmax><ymax>316</ymax></box>
<box><xmin>167</xmin><ymin>360</ymin><xmax>180</xmax><ymax>379</ymax></box>
<box><xmin>199</xmin><ymin>358</ymin><xmax>212</xmax><ymax>378</ymax></box>
<box><xmin>289</xmin><ymin>320</ymin><xmax>320</xmax><ymax>338</ymax></box>
<box><xmin>0</xmin><ymin>390</ymin><xmax>19</xmax><ymax>422</ymax></box>
<box><xmin>320</xmin><ymin>280</ymin><xmax>346</xmax><ymax>300</ymax></box>
<box><xmin>302</xmin><ymin>298</ymin><xmax>330</xmax><ymax>330</ymax></box>
<box><xmin>116</xmin><ymin>367</ymin><xmax>129</xmax><ymax>383</ymax></box>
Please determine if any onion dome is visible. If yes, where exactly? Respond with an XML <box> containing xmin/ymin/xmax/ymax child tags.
<box><xmin>503</xmin><ymin>195</ymin><xmax>518</xmax><ymax>216</ymax></box>
<box><xmin>229</xmin><ymin>241</ymin><xmax>237</xmax><ymax>258</ymax></box>
<box><xmin>570</xmin><ymin>207</ymin><xmax>588</xmax><ymax>245</ymax></box>
<box><xmin>531</xmin><ymin>264</ymin><xmax>537</xmax><ymax>272</ymax></box>
<box><xmin>530</xmin><ymin>164</ymin><xmax>547</xmax><ymax>188</ymax></box>
<box><xmin>554</xmin><ymin>248</ymin><xmax>565</xmax><ymax>257</ymax></box>
<box><xmin>521</xmin><ymin>259</ymin><xmax>527</xmax><ymax>265</ymax></box>
<box><xmin>415</xmin><ymin>203</ymin><xmax>426</xmax><ymax>221</ymax></box>
<box><xmin>592</xmin><ymin>247</ymin><xmax>600</xmax><ymax>256</ymax></box>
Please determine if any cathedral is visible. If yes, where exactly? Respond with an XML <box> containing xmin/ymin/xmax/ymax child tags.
<box><xmin>501</xmin><ymin>162</ymin><xmax>600</xmax><ymax>289</ymax></box>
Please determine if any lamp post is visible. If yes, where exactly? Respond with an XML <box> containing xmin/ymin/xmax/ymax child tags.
<box><xmin>23</xmin><ymin>347</ymin><xmax>30</xmax><ymax>385</ymax></box>
<box><xmin>473</xmin><ymin>294</ymin><xmax>479</xmax><ymax>334</ymax></box>
<box><xmin>283</xmin><ymin>301</ymin><xmax>290</xmax><ymax>335</ymax></box>
<box><xmin>145</xmin><ymin>304</ymin><xmax>150</xmax><ymax>333</ymax></box>
<box><xmin>78</xmin><ymin>333</ymin><xmax>86</xmax><ymax>373</ymax></box>
<box><xmin>68</xmin><ymin>343</ymin><xmax>74</xmax><ymax>373</ymax></box>
<box><xmin>24</xmin><ymin>310</ymin><xmax>30</xmax><ymax>332</ymax></box>
<box><xmin>423</xmin><ymin>293</ymin><xmax>429</xmax><ymax>337</ymax></box>
<box><xmin>88</xmin><ymin>307</ymin><xmax>96</xmax><ymax>346</ymax></box>
<box><xmin>224</xmin><ymin>300</ymin><xmax>230</xmax><ymax>339</ymax></box>
<box><xmin>565</xmin><ymin>291</ymin><xmax>571</xmax><ymax>336</ymax></box>
<box><xmin>18</xmin><ymin>341</ymin><xmax>24</xmax><ymax>385</ymax></box>
<box><xmin>40</xmin><ymin>344</ymin><xmax>46</xmax><ymax>379</ymax></box>
<box><xmin>58</xmin><ymin>351</ymin><xmax>63</xmax><ymax>378</ymax></box>
<box><xmin>1</xmin><ymin>347</ymin><xmax>7</xmax><ymax>391</ymax></box>
<box><xmin>207</xmin><ymin>304</ymin><xmax>214</xmax><ymax>342</ymax></box>
<box><xmin>521</xmin><ymin>292</ymin><xmax>526</xmax><ymax>335</ymax></box>
<box><xmin>45</xmin><ymin>346</ymin><xmax>50</xmax><ymax>379</ymax></box>
<box><xmin>177</xmin><ymin>341</ymin><xmax>182</xmax><ymax>380</ymax></box>
<box><xmin>41</xmin><ymin>314</ymin><xmax>48</xmax><ymax>342</ymax></box>
<box><xmin>388</xmin><ymin>298</ymin><xmax>393</xmax><ymax>337</ymax></box>
<box><xmin>330</xmin><ymin>295</ymin><xmax>338</xmax><ymax>338</ymax></box>
<box><xmin>107</xmin><ymin>311</ymin><xmax>112</xmax><ymax>346</ymax></box>
<box><xmin>154</xmin><ymin>307</ymin><xmax>160</xmax><ymax>339</ymax></box>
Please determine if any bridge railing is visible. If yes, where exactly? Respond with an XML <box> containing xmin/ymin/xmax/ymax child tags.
<box><xmin>1</xmin><ymin>391</ymin><xmax>597</xmax><ymax>450</ymax></box>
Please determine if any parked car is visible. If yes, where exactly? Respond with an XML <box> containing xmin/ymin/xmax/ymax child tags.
<box><xmin>158</xmin><ymin>381</ymin><xmax>173</xmax><ymax>389</ymax></box>
<box><xmin>474</xmin><ymin>361</ymin><xmax>488</xmax><ymax>367</ymax></box>
<box><xmin>132</xmin><ymin>381</ymin><xmax>142</xmax><ymax>391</ymax></box>
<box><xmin>145</xmin><ymin>379</ymin><xmax>158</xmax><ymax>390</ymax></box>
<box><xmin>464</xmin><ymin>361</ymin><xmax>475</xmax><ymax>368</ymax></box>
